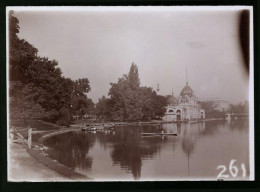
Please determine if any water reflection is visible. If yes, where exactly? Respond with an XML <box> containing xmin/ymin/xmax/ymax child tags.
<box><xmin>96</xmin><ymin>126</ymin><xmax>164</xmax><ymax>180</ymax></box>
<box><xmin>43</xmin><ymin>119</ymin><xmax>249</xmax><ymax>180</ymax></box>
<box><xmin>44</xmin><ymin>131</ymin><xmax>94</xmax><ymax>170</ymax></box>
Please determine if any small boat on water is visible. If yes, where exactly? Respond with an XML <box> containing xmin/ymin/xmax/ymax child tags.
<box><xmin>82</xmin><ymin>127</ymin><xmax>94</xmax><ymax>131</ymax></box>
<box><xmin>141</xmin><ymin>133</ymin><xmax>177</xmax><ymax>136</ymax></box>
<box><xmin>81</xmin><ymin>123</ymin><xmax>115</xmax><ymax>131</ymax></box>
<box><xmin>81</xmin><ymin>127</ymin><xmax>86</xmax><ymax>131</ymax></box>
<box><xmin>82</xmin><ymin>126</ymin><xmax>102</xmax><ymax>131</ymax></box>
<box><xmin>104</xmin><ymin>123</ymin><xmax>115</xmax><ymax>129</ymax></box>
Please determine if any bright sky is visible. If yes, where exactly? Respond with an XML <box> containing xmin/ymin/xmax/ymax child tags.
<box><xmin>12</xmin><ymin>7</ymin><xmax>249</xmax><ymax>103</ymax></box>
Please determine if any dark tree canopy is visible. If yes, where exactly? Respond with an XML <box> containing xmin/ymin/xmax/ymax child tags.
<box><xmin>9</xmin><ymin>12</ymin><xmax>93</xmax><ymax>126</ymax></box>
<box><xmin>128</xmin><ymin>62</ymin><xmax>140</xmax><ymax>90</ymax></box>
<box><xmin>9</xmin><ymin>12</ymin><xmax>167</xmax><ymax>125</ymax></box>
<box><xmin>96</xmin><ymin>96</ymin><xmax>112</xmax><ymax>120</ymax></box>
<box><xmin>102</xmin><ymin>64</ymin><xmax>167</xmax><ymax>121</ymax></box>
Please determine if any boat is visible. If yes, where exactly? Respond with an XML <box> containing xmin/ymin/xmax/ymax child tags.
<box><xmin>141</xmin><ymin>133</ymin><xmax>177</xmax><ymax>136</ymax></box>
<box><xmin>104</xmin><ymin>126</ymin><xmax>114</xmax><ymax>130</ymax></box>
<box><xmin>82</xmin><ymin>126</ymin><xmax>101</xmax><ymax>131</ymax></box>
<box><xmin>82</xmin><ymin>127</ymin><xmax>96</xmax><ymax>131</ymax></box>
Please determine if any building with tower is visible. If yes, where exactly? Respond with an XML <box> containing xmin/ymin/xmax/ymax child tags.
<box><xmin>163</xmin><ymin>68</ymin><xmax>205</xmax><ymax>122</ymax></box>
<box><xmin>156</xmin><ymin>83</ymin><xmax>160</xmax><ymax>95</ymax></box>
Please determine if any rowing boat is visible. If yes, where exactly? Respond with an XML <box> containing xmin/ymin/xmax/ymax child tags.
<box><xmin>82</xmin><ymin>127</ymin><xmax>100</xmax><ymax>131</ymax></box>
<box><xmin>82</xmin><ymin>126</ymin><xmax>114</xmax><ymax>131</ymax></box>
<box><xmin>141</xmin><ymin>133</ymin><xmax>177</xmax><ymax>136</ymax></box>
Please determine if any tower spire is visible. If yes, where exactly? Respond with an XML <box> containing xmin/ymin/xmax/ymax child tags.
<box><xmin>156</xmin><ymin>83</ymin><xmax>160</xmax><ymax>94</ymax></box>
<box><xmin>186</xmin><ymin>66</ymin><xmax>188</xmax><ymax>86</ymax></box>
<box><xmin>172</xmin><ymin>88</ymin><xmax>174</xmax><ymax>96</ymax></box>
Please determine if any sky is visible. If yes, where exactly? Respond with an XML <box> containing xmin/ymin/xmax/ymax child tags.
<box><xmin>12</xmin><ymin>7</ymin><xmax>250</xmax><ymax>103</ymax></box>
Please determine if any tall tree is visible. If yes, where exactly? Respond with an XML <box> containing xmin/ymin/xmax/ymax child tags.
<box><xmin>128</xmin><ymin>62</ymin><xmax>140</xmax><ymax>90</ymax></box>
<box><xmin>73</xmin><ymin>78</ymin><xmax>91</xmax><ymax>96</ymax></box>
<box><xmin>9</xmin><ymin>11</ymin><xmax>38</xmax><ymax>82</ymax></box>
<box><xmin>108</xmin><ymin>63</ymin><xmax>167</xmax><ymax>121</ymax></box>
<box><xmin>96</xmin><ymin>96</ymin><xmax>111</xmax><ymax>120</ymax></box>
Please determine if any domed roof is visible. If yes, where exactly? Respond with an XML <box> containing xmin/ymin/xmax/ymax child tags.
<box><xmin>180</xmin><ymin>83</ymin><xmax>193</xmax><ymax>97</ymax></box>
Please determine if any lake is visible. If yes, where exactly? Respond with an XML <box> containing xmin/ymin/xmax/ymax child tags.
<box><xmin>43</xmin><ymin>119</ymin><xmax>249</xmax><ymax>181</ymax></box>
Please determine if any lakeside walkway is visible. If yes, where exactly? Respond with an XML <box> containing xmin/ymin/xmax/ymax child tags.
<box><xmin>9</xmin><ymin>142</ymin><xmax>67</xmax><ymax>181</ymax></box>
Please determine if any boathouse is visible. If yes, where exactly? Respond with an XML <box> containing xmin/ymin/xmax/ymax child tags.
<box><xmin>163</xmin><ymin>70</ymin><xmax>205</xmax><ymax>122</ymax></box>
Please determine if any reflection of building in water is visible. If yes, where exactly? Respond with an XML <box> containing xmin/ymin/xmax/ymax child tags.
<box><xmin>180</xmin><ymin>123</ymin><xmax>196</xmax><ymax>174</ymax></box>
<box><xmin>163</xmin><ymin>68</ymin><xmax>205</xmax><ymax>122</ymax></box>
<box><xmin>178</xmin><ymin>122</ymin><xmax>204</xmax><ymax>174</ymax></box>
<box><xmin>199</xmin><ymin>121</ymin><xmax>206</xmax><ymax>132</ymax></box>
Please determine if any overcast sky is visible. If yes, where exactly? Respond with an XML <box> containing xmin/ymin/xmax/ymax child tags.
<box><xmin>12</xmin><ymin>7</ymin><xmax>249</xmax><ymax>103</ymax></box>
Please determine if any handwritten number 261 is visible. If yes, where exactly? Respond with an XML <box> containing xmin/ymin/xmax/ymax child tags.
<box><xmin>217</xmin><ymin>160</ymin><xmax>246</xmax><ymax>178</ymax></box>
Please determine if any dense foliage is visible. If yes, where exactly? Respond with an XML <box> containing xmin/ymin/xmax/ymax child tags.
<box><xmin>229</xmin><ymin>101</ymin><xmax>249</xmax><ymax>114</ymax></box>
<box><xmin>11</xmin><ymin>12</ymin><xmax>245</xmax><ymax>124</ymax></box>
<box><xmin>199</xmin><ymin>100</ymin><xmax>249</xmax><ymax>119</ymax></box>
<box><xmin>198</xmin><ymin>101</ymin><xmax>226</xmax><ymax>119</ymax></box>
<box><xmin>96</xmin><ymin>63</ymin><xmax>168</xmax><ymax>121</ymax></box>
<box><xmin>9</xmin><ymin>12</ymin><xmax>93</xmax><ymax>126</ymax></box>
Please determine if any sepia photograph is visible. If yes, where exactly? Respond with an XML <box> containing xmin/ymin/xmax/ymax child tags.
<box><xmin>6</xmin><ymin>6</ymin><xmax>254</xmax><ymax>182</ymax></box>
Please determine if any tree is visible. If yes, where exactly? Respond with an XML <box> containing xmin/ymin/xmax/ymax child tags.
<box><xmin>71</xmin><ymin>95</ymin><xmax>94</xmax><ymax>119</ymax></box>
<box><xmin>9</xmin><ymin>12</ymin><xmax>46</xmax><ymax>122</ymax></box>
<box><xmin>73</xmin><ymin>78</ymin><xmax>91</xmax><ymax>96</ymax></box>
<box><xmin>109</xmin><ymin>76</ymin><xmax>129</xmax><ymax>121</ymax></box>
<box><xmin>9</xmin><ymin>13</ymin><xmax>92</xmax><ymax>126</ymax></box>
<box><xmin>152</xmin><ymin>95</ymin><xmax>168</xmax><ymax>118</ymax></box>
<box><xmin>96</xmin><ymin>96</ymin><xmax>112</xmax><ymax>120</ymax></box>
<box><xmin>69</xmin><ymin>78</ymin><xmax>93</xmax><ymax>120</ymax></box>
<box><xmin>108</xmin><ymin>67</ymin><xmax>144</xmax><ymax>121</ymax></box>
<box><xmin>9</xmin><ymin>83</ymin><xmax>47</xmax><ymax>121</ymax></box>
<box><xmin>9</xmin><ymin>11</ymin><xmax>38</xmax><ymax>83</ymax></box>
<box><xmin>229</xmin><ymin>100</ymin><xmax>249</xmax><ymax>114</ymax></box>
<box><xmin>108</xmin><ymin>63</ymin><xmax>168</xmax><ymax>121</ymax></box>
<box><xmin>128</xmin><ymin>62</ymin><xmax>140</xmax><ymax>90</ymax></box>
<box><xmin>138</xmin><ymin>87</ymin><xmax>154</xmax><ymax>119</ymax></box>
<box><xmin>198</xmin><ymin>101</ymin><xmax>225</xmax><ymax>118</ymax></box>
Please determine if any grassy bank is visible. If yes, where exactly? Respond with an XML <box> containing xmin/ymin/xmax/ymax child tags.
<box><xmin>26</xmin><ymin>148</ymin><xmax>90</xmax><ymax>180</ymax></box>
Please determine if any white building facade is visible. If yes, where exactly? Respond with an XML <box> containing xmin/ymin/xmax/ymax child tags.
<box><xmin>163</xmin><ymin>81</ymin><xmax>205</xmax><ymax>122</ymax></box>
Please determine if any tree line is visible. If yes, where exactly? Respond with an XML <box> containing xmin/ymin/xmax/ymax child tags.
<box><xmin>12</xmin><ymin>11</ymin><xmax>246</xmax><ymax>125</ymax></box>
<box><xmin>9</xmin><ymin>12</ymin><xmax>94</xmax><ymax>126</ymax></box>
<box><xmin>198</xmin><ymin>100</ymin><xmax>249</xmax><ymax>119</ymax></box>
<box><xmin>95</xmin><ymin>63</ymin><xmax>168</xmax><ymax>121</ymax></box>
<box><xmin>9</xmin><ymin>12</ymin><xmax>168</xmax><ymax>126</ymax></box>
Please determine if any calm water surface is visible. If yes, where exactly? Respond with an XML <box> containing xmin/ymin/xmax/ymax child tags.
<box><xmin>43</xmin><ymin>119</ymin><xmax>249</xmax><ymax>181</ymax></box>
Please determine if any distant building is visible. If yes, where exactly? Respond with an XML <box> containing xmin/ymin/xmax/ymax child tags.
<box><xmin>198</xmin><ymin>98</ymin><xmax>230</xmax><ymax>112</ymax></box>
<box><xmin>163</xmin><ymin>69</ymin><xmax>205</xmax><ymax>122</ymax></box>
<box><xmin>156</xmin><ymin>83</ymin><xmax>160</xmax><ymax>95</ymax></box>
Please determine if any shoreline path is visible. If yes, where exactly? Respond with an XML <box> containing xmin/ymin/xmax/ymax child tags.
<box><xmin>8</xmin><ymin>142</ymin><xmax>67</xmax><ymax>181</ymax></box>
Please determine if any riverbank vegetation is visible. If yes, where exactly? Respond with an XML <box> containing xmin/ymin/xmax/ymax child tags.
<box><xmin>96</xmin><ymin>63</ymin><xmax>168</xmax><ymax>121</ymax></box>
<box><xmin>9</xmin><ymin>12</ymin><xmax>249</xmax><ymax>128</ymax></box>
<box><xmin>9</xmin><ymin>12</ymin><xmax>167</xmax><ymax>127</ymax></box>
<box><xmin>9</xmin><ymin>12</ymin><xmax>94</xmax><ymax>127</ymax></box>
<box><xmin>199</xmin><ymin>100</ymin><xmax>249</xmax><ymax>119</ymax></box>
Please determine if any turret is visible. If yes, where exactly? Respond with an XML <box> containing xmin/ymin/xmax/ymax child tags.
<box><xmin>156</xmin><ymin>83</ymin><xmax>160</xmax><ymax>95</ymax></box>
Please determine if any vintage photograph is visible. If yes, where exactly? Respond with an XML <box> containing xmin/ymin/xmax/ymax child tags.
<box><xmin>7</xmin><ymin>6</ymin><xmax>254</xmax><ymax>181</ymax></box>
